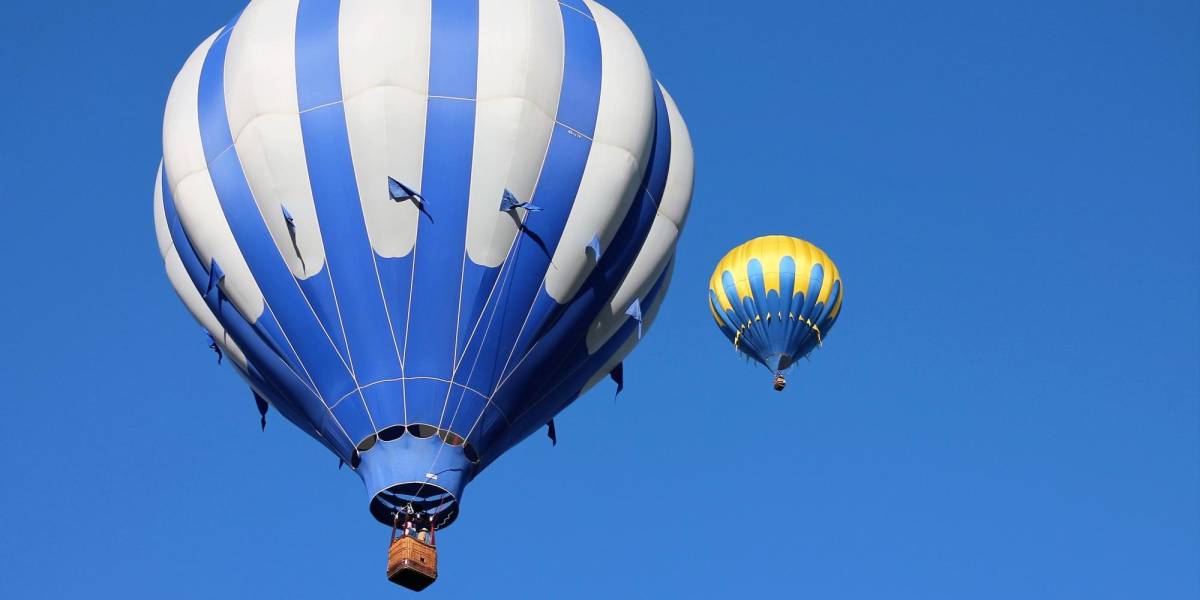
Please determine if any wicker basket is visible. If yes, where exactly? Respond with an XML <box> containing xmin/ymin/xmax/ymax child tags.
<box><xmin>387</xmin><ymin>536</ymin><xmax>438</xmax><ymax>591</ymax></box>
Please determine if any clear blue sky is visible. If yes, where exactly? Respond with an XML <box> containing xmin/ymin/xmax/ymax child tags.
<box><xmin>0</xmin><ymin>1</ymin><xmax>1196</xmax><ymax>598</ymax></box>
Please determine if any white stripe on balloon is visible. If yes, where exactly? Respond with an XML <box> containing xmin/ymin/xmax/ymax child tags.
<box><xmin>466</xmin><ymin>0</ymin><xmax>566</xmax><ymax>268</ymax></box>
<box><xmin>163</xmin><ymin>28</ymin><xmax>266</xmax><ymax>321</ymax></box>
<box><xmin>545</xmin><ymin>0</ymin><xmax>656</xmax><ymax>303</ymax></box>
<box><xmin>341</xmin><ymin>0</ymin><xmax>432</xmax><ymax>259</ymax></box>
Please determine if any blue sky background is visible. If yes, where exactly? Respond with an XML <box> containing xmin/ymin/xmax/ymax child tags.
<box><xmin>0</xmin><ymin>1</ymin><xmax>1196</xmax><ymax>598</ymax></box>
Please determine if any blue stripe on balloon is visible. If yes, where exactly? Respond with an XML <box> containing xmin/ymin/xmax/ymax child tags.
<box><xmin>461</xmin><ymin>2</ymin><xmax>602</xmax><ymax>400</ymax></box>
<box><xmin>161</xmin><ymin>165</ymin><xmax>352</xmax><ymax>459</ymax></box>
<box><xmin>428</xmin><ymin>0</ymin><xmax>479</xmax><ymax>99</ymax></box>
<box><xmin>403</xmin><ymin>0</ymin><xmax>481</xmax><ymax>427</ymax></box>
<box><xmin>643</xmin><ymin>86</ymin><xmax>673</xmax><ymax>208</ymax></box>
<box><xmin>484</xmin><ymin>259</ymin><xmax>673</xmax><ymax>461</ymax></box>
<box><xmin>779</xmin><ymin>256</ymin><xmax>796</xmax><ymax>310</ymax></box>
<box><xmin>194</xmin><ymin>16</ymin><xmax>372</xmax><ymax>441</ymax></box>
<box><xmin>556</xmin><ymin>4</ymin><xmax>601</xmax><ymax>138</ymax></box>
<box><xmin>453</xmin><ymin>249</ymin><xmax>524</xmax><ymax>416</ymax></box>
<box><xmin>789</xmin><ymin>289</ymin><xmax>805</xmax><ymax>319</ymax></box>
<box><xmin>770</xmin><ymin>258</ymin><xmax>796</xmax><ymax>368</ymax></box>
<box><xmin>369</xmin><ymin>255</ymin><xmax>413</xmax><ymax>427</ymax></box>
<box><xmin>791</xmin><ymin>277</ymin><xmax>839</xmax><ymax>362</ymax></box>
<box><xmin>746</xmin><ymin>260</ymin><xmax>772</xmax><ymax>348</ymax></box>
<box><xmin>721</xmin><ymin>269</ymin><xmax>767</xmax><ymax>367</ymax></box>
<box><xmin>167</xmin><ymin>170</ymin><xmax>303</xmax><ymax>374</ymax></box>
<box><xmin>740</xmin><ymin>295</ymin><xmax>765</xmax><ymax>359</ymax></box>
<box><xmin>822</xmin><ymin>281</ymin><xmax>842</xmax><ymax>325</ymax></box>
<box><xmin>748</xmin><ymin>258</ymin><xmax>768</xmax><ymax>323</ymax></box>
<box><xmin>777</xmin><ymin>256</ymin><xmax>798</xmax><ymax>361</ymax></box>
<box><xmin>803</xmin><ymin>263</ymin><xmax>824</xmax><ymax>319</ymax></box>
<box><xmin>766</xmin><ymin>289</ymin><xmax>781</xmax><ymax>319</ymax></box>
<box><xmin>558</xmin><ymin>0</ymin><xmax>592</xmax><ymax>17</ymax></box>
<box><xmin>817</xmin><ymin>280</ymin><xmax>842</xmax><ymax>332</ymax></box>
<box><xmin>748</xmin><ymin>258</ymin><xmax>766</xmax><ymax>300</ymax></box>
<box><xmin>782</xmin><ymin>265</ymin><xmax>801</xmax><ymax>357</ymax></box>
<box><xmin>444</xmin><ymin>271</ymin><xmax>511</xmax><ymax>436</ymax></box>
<box><xmin>447</xmin><ymin>252</ymin><xmax>520</xmax><ymax>412</ymax></box>
<box><xmin>440</xmin><ymin>379</ymin><xmax>496</xmax><ymax>443</ymax></box>
<box><xmin>295</xmin><ymin>0</ymin><xmax>401</xmax><ymax>393</ymax></box>
<box><xmin>296</xmin><ymin>271</ymin><xmax>347</xmax><ymax>356</ymax></box>
<box><xmin>746</xmin><ymin>258</ymin><xmax>776</xmax><ymax>365</ymax></box>
<box><xmin>720</xmin><ymin>271</ymin><xmax>746</xmax><ymax>325</ymax></box>
<box><xmin>794</xmin><ymin>319</ymin><xmax>819</xmax><ymax>358</ymax></box>
<box><xmin>490</xmin><ymin>84</ymin><xmax>671</xmax><ymax>421</ymax></box>
<box><xmin>461</xmin><ymin>122</ymin><xmax>595</xmax><ymax>391</ymax></box>
<box><xmin>791</xmin><ymin>263</ymin><xmax>827</xmax><ymax>358</ymax></box>
<box><xmin>251</xmin><ymin>303</ymin><xmax>304</xmax><ymax>371</ymax></box>
<box><xmin>765</xmin><ymin>289</ymin><xmax>786</xmax><ymax>369</ymax></box>
<box><xmin>164</xmin><ymin>168</ymin><xmax>290</xmax><ymax>395</ymax></box>
<box><xmin>509</xmin><ymin>85</ymin><xmax>669</xmax><ymax>367</ymax></box>
<box><xmin>785</xmin><ymin>289</ymin><xmax>808</xmax><ymax>360</ymax></box>
<box><xmin>196</xmin><ymin>22</ymin><xmax>239</xmax><ymax>164</ymax></box>
<box><xmin>294</xmin><ymin>0</ymin><xmax>341</xmax><ymax>110</ymax></box>
<box><xmin>453</xmin><ymin>264</ymin><xmax>504</xmax><ymax>365</ymax></box>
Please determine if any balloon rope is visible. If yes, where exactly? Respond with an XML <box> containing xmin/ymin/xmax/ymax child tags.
<box><xmin>390</xmin><ymin>510</ymin><xmax>400</xmax><ymax>544</ymax></box>
<box><xmin>407</xmin><ymin>212</ymin><xmax>533</xmax><ymax>516</ymax></box>
<box><xmin>407</xmin><ymin>264</ymin><xmax>506</xmax><ymax>513</ymax></box>
<box><xmin>429</xmin><ymin>509</ymin><xmax>438</xmax><ymax>546</ymax></box>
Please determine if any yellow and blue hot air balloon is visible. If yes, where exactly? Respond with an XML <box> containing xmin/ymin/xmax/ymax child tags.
<box><xmin>708</xmin><ymin>236</ymin><xmax>844</xmax><ymax>391</ymax></box>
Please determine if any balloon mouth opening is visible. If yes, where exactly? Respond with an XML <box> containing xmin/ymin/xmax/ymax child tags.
<box><xmin>768</xmin><ymin>354</ymin><xmax>795</xmax><ymax>371</ymax></box>
<box><xmin>358</xmin><ymin>431</ymin><xmax>476</xmax><ymax>530</ymax></box>
<box><xmin>370</xmin><ymin>482</ymin><xmax>460</xmax><ymax>529</ymax></box>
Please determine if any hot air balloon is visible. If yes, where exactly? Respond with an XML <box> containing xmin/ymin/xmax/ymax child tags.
<box><xmin>708</xmin><ymin>236</ymin><xmax>843</xmax><ymax>392</ymax></box>
<box><xmin>152</xmin><ymin>0</ymin><xmax>693</xmax><ymax>590</ymax></box>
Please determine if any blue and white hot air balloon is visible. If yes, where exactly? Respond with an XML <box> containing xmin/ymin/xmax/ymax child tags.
<box><xmin>151</xmin><ymin>0</ymin><xmax>694</xmax><ymax>573</ymax></box>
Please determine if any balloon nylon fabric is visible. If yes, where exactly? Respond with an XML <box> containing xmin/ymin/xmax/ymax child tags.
<box><xmin>154</xmin><ymin>0</ymin><xmax>693</xmax><ymax>527</ymax></box>
<box><xmin>708</xmin><ymin>236</ymin><xmax>843</xmax><ymax>373</ymax></box>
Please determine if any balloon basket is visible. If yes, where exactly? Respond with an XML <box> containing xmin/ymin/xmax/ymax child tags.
<box><xmin>387</xmin><ymin>537</ymin><xmax>438</xmax><ymax>591</ymax></box>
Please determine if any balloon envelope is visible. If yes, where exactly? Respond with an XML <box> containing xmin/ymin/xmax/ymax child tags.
<box><xmin>708</xmin><ymin>236</ymin><xmax>843</xmax><ymax>375</ymax></box>
<box><xmin>154</xmin><ymin>0</ymin><xmax>693</xmax><ymax>527</ymax></box>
